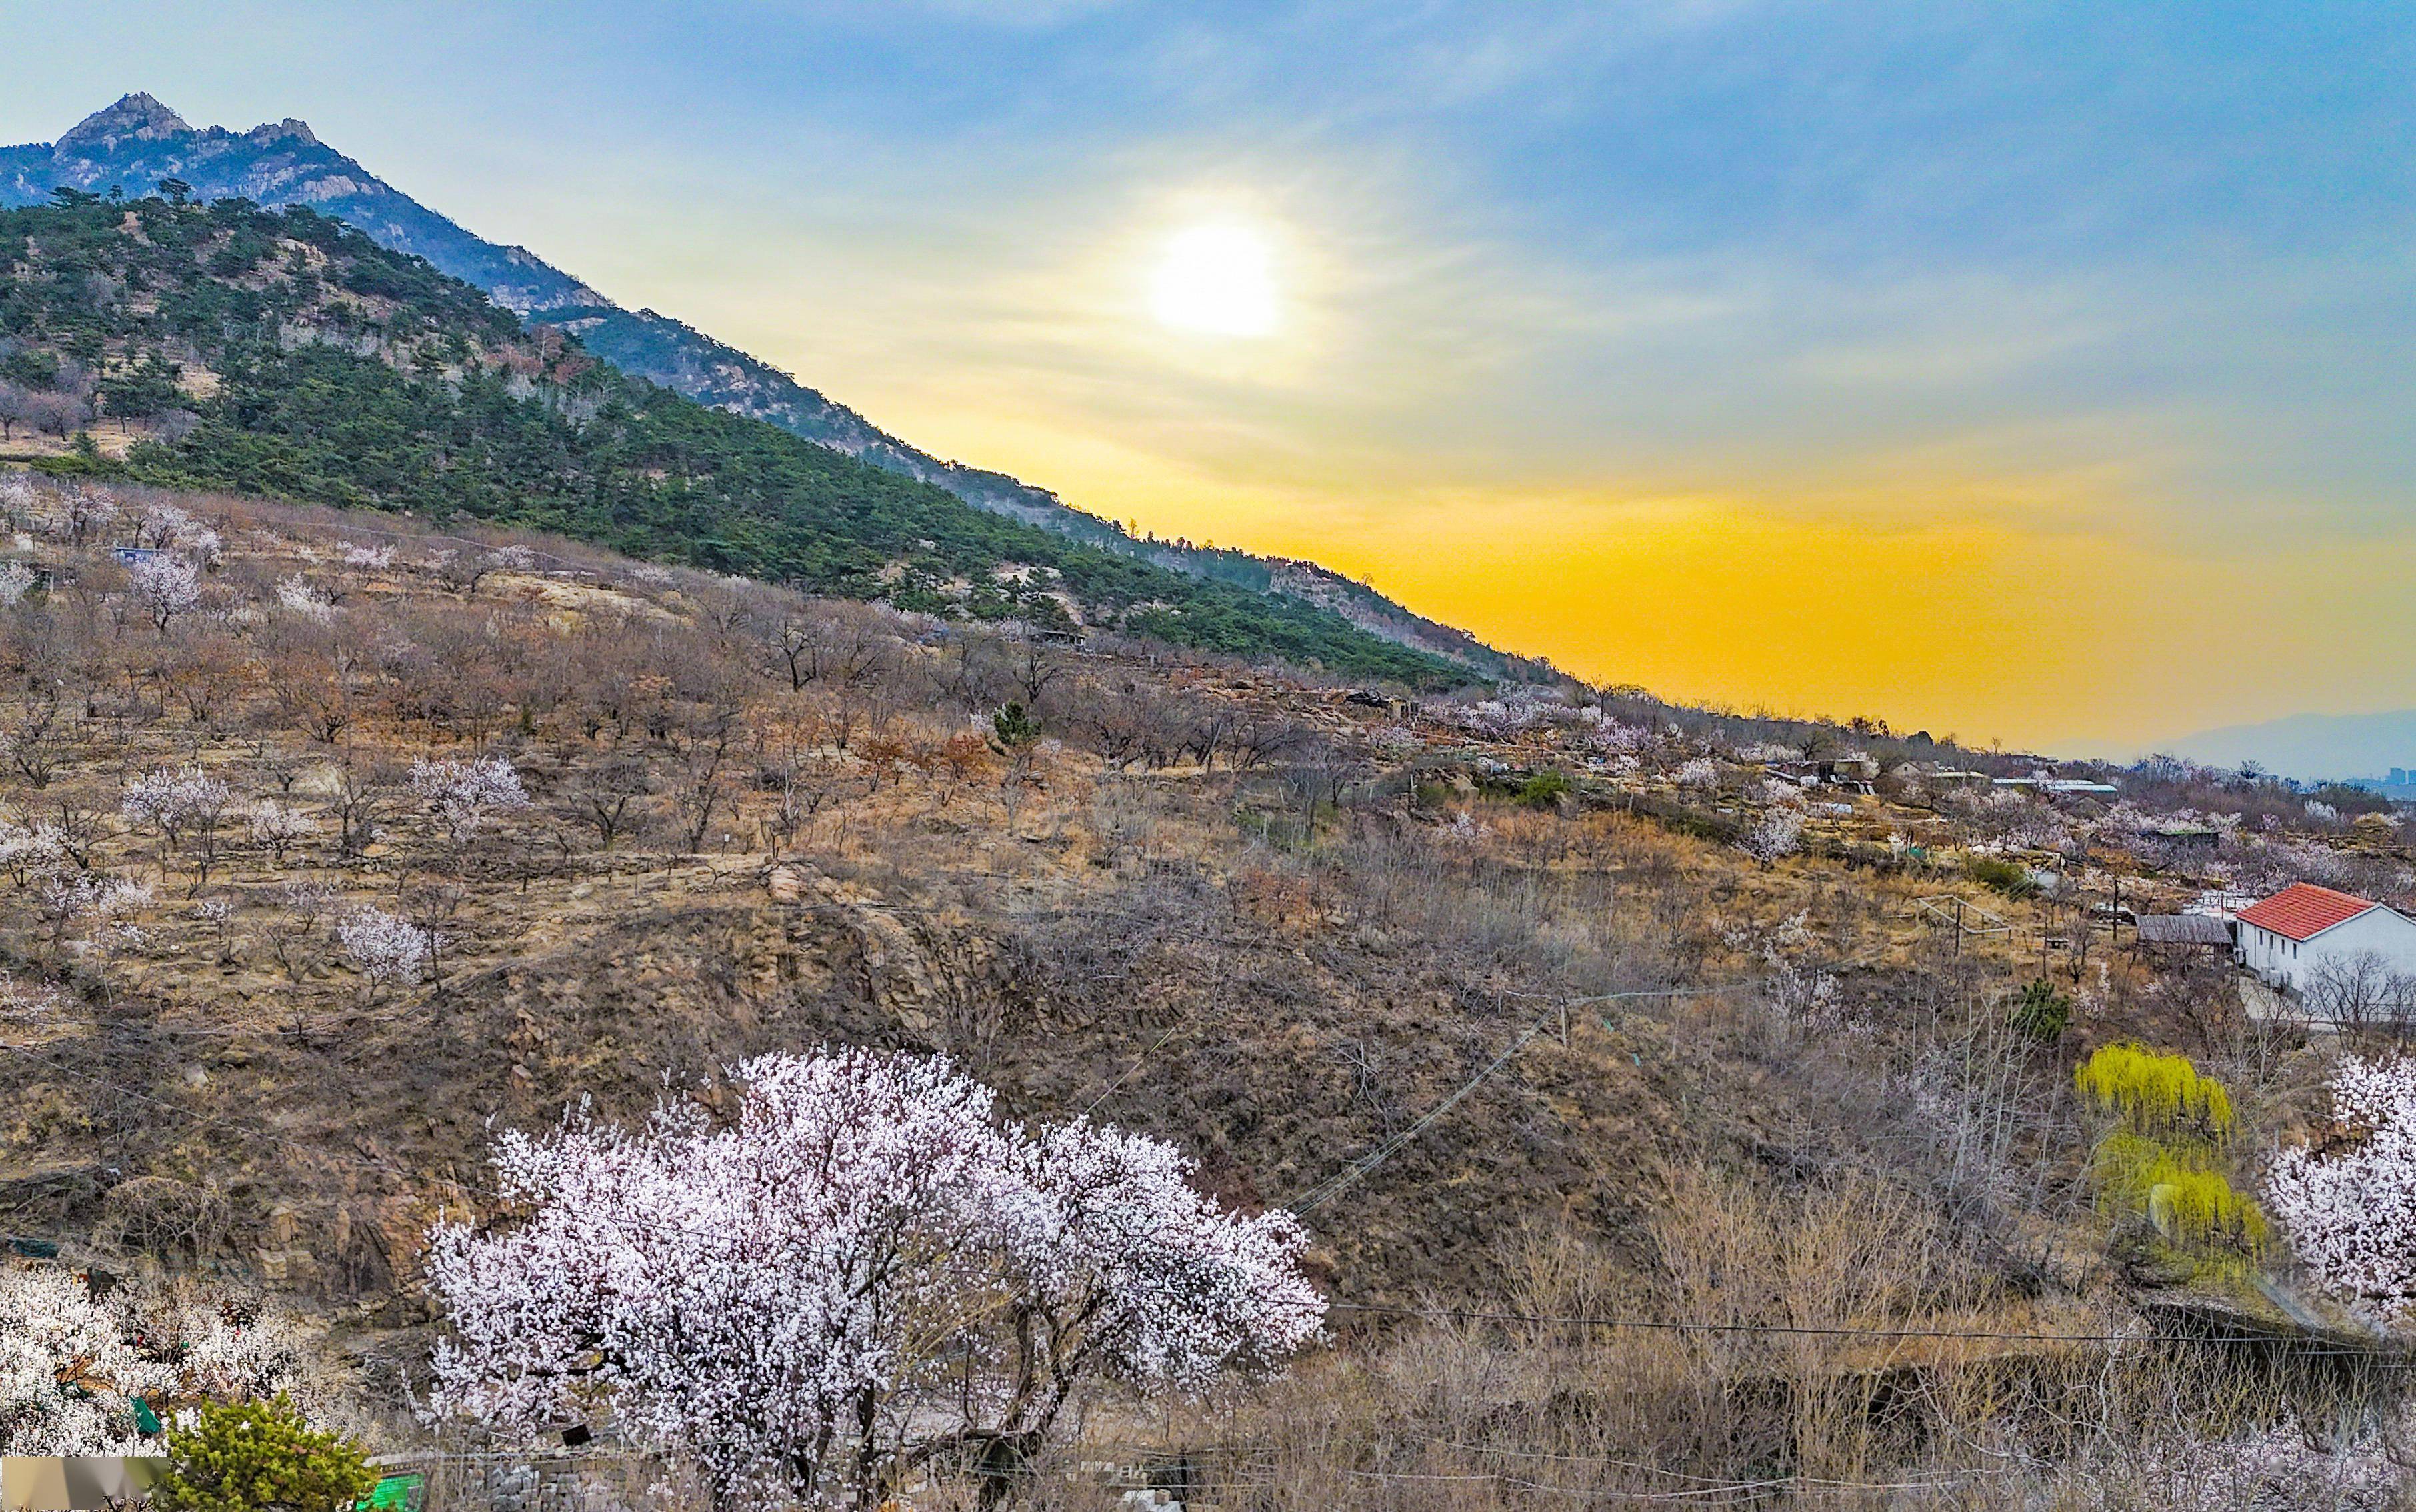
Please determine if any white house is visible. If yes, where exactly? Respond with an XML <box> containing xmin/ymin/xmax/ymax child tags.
<box><xmin>2234</xmin><ymin>882</ymin><xmax>2416</xmax><ymax>994</ymax></box>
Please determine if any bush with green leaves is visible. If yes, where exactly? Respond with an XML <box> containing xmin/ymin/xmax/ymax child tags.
<box><xmin>153</xmin><ymin>1396</ymin><xmax>376</xmax><ymax>1512</ymax></box>
<box><xmin>1963</xmin><ymin>854</ymin><xmax>2038</xmax><ymax>898</ymax></box>
<box><xmin>2010</xmin><ymin>979</ymin><xmax>2072</xmax><ymax>1044</ymax></box>
<box><xmin>1515</xmin><ymin>769</ymin><xmax>1573</xmax><ymax>809</ymax></box>
<box><xmin>990</xmin><ymin>701</ymin><xmax>1041</xmax><ymax>751</ymax></box>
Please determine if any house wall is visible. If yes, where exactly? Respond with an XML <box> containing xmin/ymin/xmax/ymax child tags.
<box><xmin>2239</xmin><ymin>907</ymin><xmax>2416</xmax><ymax>993</ymax></box>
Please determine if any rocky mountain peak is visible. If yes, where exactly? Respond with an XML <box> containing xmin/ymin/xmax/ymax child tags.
<box><xmin>245</xmin><ymin>117</ymin><xmax>320</xmax><ymax>148</ymax></box>
<box><xmin>55</xmin><ymin>92</ymin><xmax>192</xmax><ymax>152</ymax></box>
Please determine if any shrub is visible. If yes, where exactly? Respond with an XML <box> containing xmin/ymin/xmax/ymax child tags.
<box><xmin>153</xmin><ymin>1396</ymin><xmax>375</xmax><ymax>1512</ymax></box>
<box><xmin>2088</xmin><ymin>1131</ymin><xmax>2267</xmax><ymax>1255</ymax></box>
<box><xmin>1963</xmin><ymin>854</ymin><xmax>2037</xmax><ymax>898</ymax></box>
<box><xmin>990</xmin><ymin>701</ymin><xmax>1040</xmax><ymax>751</ymax></box>
<box><xmin>2010</xmin><ymin>979</ymin><xmax>2071</xmax><ymax>1044</ymax></box>
<box><xmin>1515</xmin><ymin>770</ymin><xmax>1572</xmax><ymax>809</ymax></box>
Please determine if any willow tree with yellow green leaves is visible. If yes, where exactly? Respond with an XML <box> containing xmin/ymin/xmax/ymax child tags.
<box><xmin>2075</xmin><ymin>1043</ymin><xmax>2267</xmax><ymax>1270</ymax></box>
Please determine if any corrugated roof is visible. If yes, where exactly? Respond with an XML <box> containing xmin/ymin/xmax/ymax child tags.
<box><xmin>2135</xmin><ymin>915</ymin><xmax>2234</xmax><ymax>946</ymax></box>
<box><xmin>2235</xmin><ymin>883</ymin><xmax>2378</xmax><ymax>942</ymax></box>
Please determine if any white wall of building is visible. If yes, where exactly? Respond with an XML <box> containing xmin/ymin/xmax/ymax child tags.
<box><xmin>2239</xmin><ymin>907</ymin><xmax>2416</xmax><ymax>993</ymax></box>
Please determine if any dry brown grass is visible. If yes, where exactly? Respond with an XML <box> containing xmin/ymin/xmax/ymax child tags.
<box><xmin>0</xmin><ymin>479</ymin><xmax>2398</xmax><ymax>1503</ymax></box>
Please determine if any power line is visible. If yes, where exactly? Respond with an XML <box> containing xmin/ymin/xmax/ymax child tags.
<box><xmin>1288</xmin><ymin>981</ymin><xmax>1752</xmax><ymax>1216</ymax></box>
<box><xmin>1327</xmin><ymin>1301</ymin><xmax>2404</xmax><ymax>1358</ymax></box>
<box><xmin>27</xmin><ymin>1035</ymin><xmax>2387</xmax><ymax>1359</ymax></box>
<box><xmin>1289</xmin><ymin>1023</ymin><xmax>1547</xmax><ymax>1215</ymax></box>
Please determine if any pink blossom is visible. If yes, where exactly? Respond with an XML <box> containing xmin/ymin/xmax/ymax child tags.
<box><xmin>427</xmin><ymin>1048</ymin><xmax>1322</xmax><ymax>1505</ymax></box>
<box><xmin>2267</xmin><ymin>1055</ymin><xmax>2416</xmax><ymax>1316</ymax></box>
<box><xmin>409</xmin><ymin>756</ymin><xmax>530</xmax><ymax>843</ymax></box>
<box><xmin>128</xmin><ymin>551</ymin><xmax>201</xmax><ymax>629</ymax></box>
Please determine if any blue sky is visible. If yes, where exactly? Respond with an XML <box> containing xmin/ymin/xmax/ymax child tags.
<box><xmin>5</xmin><ymin>1</ymin><xmax>2411</xmax><ymax>754</ymax></box>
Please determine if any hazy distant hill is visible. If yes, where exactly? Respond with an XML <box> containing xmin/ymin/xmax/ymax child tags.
<box><xmin>2168</xmin><ymin>708</ymin><xmax>2416</xmax><ymax>784</ymax></box>
<box><xmin>1</xmin><ymin>95</ymin><xmax>1549</xmax><ymax>682</ymax></box>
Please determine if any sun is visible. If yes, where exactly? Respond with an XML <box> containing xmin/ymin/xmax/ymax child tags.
<box><xmin>1148</xmin><ymin>222</ymin><xmax>1279</xmax><ymax>338</ymax></box>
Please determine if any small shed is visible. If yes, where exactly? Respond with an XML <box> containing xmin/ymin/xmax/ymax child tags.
<box><xmin>2135</xmin><ymin>915</ymin><xmax>2234</xmax><ymax>951</ymax></box>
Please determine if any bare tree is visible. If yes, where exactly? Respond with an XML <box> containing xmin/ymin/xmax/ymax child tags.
<box><xmin>1</xmin><ymin>688</ymin><xmax>69</xmax><ymax>788</ymax></box>
<box><xmin>665</xmin><ymin>735</ymin><xmax>734</xmax><ymax>854</ymax></box>
<box><xmin>1231</xmin><ymin>710</ymin><xmax>1310</xmax><ymax>771</ymax></box>
<box><xmin>559</xmin><ymin>751</ymin><xmax>651</xmax><ymax>851</ymax></box>
<box><xmin>21</xmin><ymin>390</ymin><xmax>93</xmax><ymax>439</ymax></box>
<box><xmin>263</xmin><ymin>881</ymin><xmax>339</xmax><ymax>984</ymax></box>
<box><xmin>331</xmin><ymin>753</ymin><xmax>397</xmax><ymax>858</ymax></box>
<box><xmin>2307</xmin><ymin>953</ymin><xmax>2416</xmax><ymax>1049</ymax></box>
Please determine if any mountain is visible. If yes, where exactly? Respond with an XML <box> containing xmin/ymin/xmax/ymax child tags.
<box><xmin>1</xmin><ymin>95</ymin><xmax>1546</xmax><ymax>682</ymax></box>
<box><xmin>2165</xmin><ymin>708</ymin><xmax>2416</xmax><ymax>784</ymax></box>
<box><xmin>0</xmin><ymin>193</ymin><xmax>1463</xmax><ymax>685</ymax></box>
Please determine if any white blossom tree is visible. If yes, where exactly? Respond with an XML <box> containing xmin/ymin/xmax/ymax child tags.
<box><xmin>0</xmin><ymin>1269</ymin><xmax>336</xmax><ymax>1454</ymax></box>
<box><xmin>122</xmin><ymin>764</ymin><xmax>233</xmax><ymax>885</ymax></box>
<box><xmin>427</xmin><ymin>1049</ymin><xmax>1323</xmax><ymax>1509</ymax></box>
<box><xmin>409</xmin><ymin>756</ymin><xmax>530</xmax><ymax>848</ymax></box>
<box><xmin>274</xmin><ymin>574</ymin><xmax>337</xmax><ymax>624</ymax></box>
<box><xmin>128</xmin><ymin>551</ymin><xmax>202</xmax><ymax>632</ymax></box>
<box><xmin>1740</xmin><ymin>808</ymin><xmax>1805</xmax><ymax>865</ymax></box>
<box><xmin>2267</xmin><ymin>1055</ymin><xmax>2416</xmax><ymax>1317</ymax></box>
<box><xmin>338</xmin><ymin>907</ymin><xmax>435</xmax><ymax>1001</ymax></box>
<box><xmin>0</xmin><ymin>559</ymin><xmax>33</xmax><ymax>607</ymax></box>
<box><xmin>60</xmin><ymin>489</ymin><xmax>117</xmax><ymax>547</ymax></box>
<box><xmin>245</xmin><ymin>799</ymin><xmax>314</xmax><ymax>865</ymax></box>
<box><xmin>0</xmin><ymin>813</ymin><xmax>65</xmax><ymax>889</ymax></box>
<box><xmin>135</xmin><ymin>502</ymin><xmax>194</xmax><ymax>549</ymax></box>
<box><xmin>37</xmin><ymin>872</ymin><xmax>152</xmax><ymax>953</ymax></box>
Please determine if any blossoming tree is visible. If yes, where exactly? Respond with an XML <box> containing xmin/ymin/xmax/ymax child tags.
<box><xmin>407</xmin><ymin>756</ymin><xmax>529</xmax><ymax>849</ymax></box>
<box><xmin>426</xmin><ymin>1049</ymin><xmax>1323</xmax><ymax>1508</ymax></box>
<box><xmin>128</xmin><ymin>551</ymin><xmax>202</xmax><ymax>633</ymax></box>
<box><xmin>337</xmin><ymin>907</ymin><xmax>435</xmax><ymax>1002</ymax></box>
<box><xmin>122</xmin><ymin>765</ymin><xmax>232</xmax><ymax>885</ymax></box>
<box><xmin>0</xmin><ymin>1269</ymin><xmax>333</xmax><ymax>1454</ymax></box>
<box><xmin>2266</xmin><ymin>1054</ymin><xmax>2416</xmax><ymax>1317</ymax></box>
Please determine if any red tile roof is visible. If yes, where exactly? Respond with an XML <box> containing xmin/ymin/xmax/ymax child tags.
<box><xmin>2236</xmin><ymin>883</ymin><xmax>2379</xmax><ymax>941</ymax></box>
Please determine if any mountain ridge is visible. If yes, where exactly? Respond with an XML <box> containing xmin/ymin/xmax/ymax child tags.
<box><xmin>1</xmin><ymin>95</ymin><xmax>1550</xmax><ymax>683</ymax></box>
<box><xmin>2164</xmin><ymin>708</ymin><xmax>2416</xmax><ymax>784</ymax></box>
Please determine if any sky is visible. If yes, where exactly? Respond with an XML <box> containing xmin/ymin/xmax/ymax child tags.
<box><xmin>4</xmin><ymin>1</ymin><xmax>2412</xmax><ymax>759</ymax></box>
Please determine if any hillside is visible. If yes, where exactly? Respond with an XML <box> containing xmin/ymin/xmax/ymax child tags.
<box><xmin>1</xmin><ymin>95</ymin><xmax>1548</xmax><ymax>681</ymax></box>
<box><xmin>0</xmin><ymin>193</ymin><xmax>1457</xmax><ymax>685</ymax></box>
<box><xmin>1</xmin><ymin>465</ymin><xmax>2411</xmax><ymax>1501</ymax></box>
